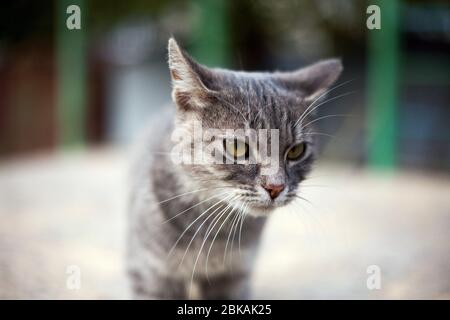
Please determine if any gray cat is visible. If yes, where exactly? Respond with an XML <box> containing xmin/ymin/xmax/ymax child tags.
<box><xmin>127</xmin><ymin>38</ymin><xmax>342</xmax><ymax>299</ymax></box>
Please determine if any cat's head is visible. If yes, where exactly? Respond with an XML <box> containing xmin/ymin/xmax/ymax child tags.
<box><xmin>167</xmin><ymin>38</ymin><xmax>342</xmax><ymax>216</ymax></box>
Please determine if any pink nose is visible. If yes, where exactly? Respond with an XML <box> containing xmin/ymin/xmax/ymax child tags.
<box><xmin>263</xmin><ymin>184</ymin><xmax>285</xmax><ymax>200</ymax></box>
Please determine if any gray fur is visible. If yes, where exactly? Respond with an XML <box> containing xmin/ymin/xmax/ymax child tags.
<box><xmin>127</xmin><ymin>38</ymin><xmax>342</xmax><ymax>299</ymax></box>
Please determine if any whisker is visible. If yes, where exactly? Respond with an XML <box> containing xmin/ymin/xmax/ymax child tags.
<box><xmin>222</xmin><ymin>204</ymin><xmax>242</xmax><ymax>265</ymax></box>
<box><xmin>229</xmin><ymin>224</ymin><xmax>240</xmax><ymax>273</ymax></box>
<box><xmin>294</xmin><ymin>194</ymin><xmax>314</xmax><ymax>206</ymax></box>
<box><xmin>300</xmin><ymin>113</ymin><xmax>354</xmax><ymax>130</ymax></box>
<box><xmin>295</xmin><ymin>91</ymin><xmax>357</xmax><ymax>128</ymax></box>
<box><xmin>166</xmin><ymin>193</ymin><xmax>234</xmax><ymax>260</ymax></box>
<box><xmin>205</xmin><ymin>200</ymin><xmax>241</xmax><ymax>282</ymax></box>
<box><xmin>188</xmin><ymin>196</ymin><xmax>241</xmax><ymax>298</ymax></box>
<box><xmin>158</xmin><ymin>187</ymin><xmax>226</xmax><ymax>205</ymax></box>
<box><xmin>204</xmin><ymin>193</ymin><xmax>242</xmax><ymax>236</ymax></box>
<box><xmin>301</xmin><ymin>132</ymin><xmax>335</xmax><ymax>138</ymax></box>
<box><xmin>161</xmin><ymin>190</ymin><xmax>230</xmax><ymax>224</ymax></box>
<box><xmin>291</xmin><ymin>198</ymin><xmax>330</xmax><ymax>244</ymax></box>
<box><xmin>178</xmin><ymin>195</ymin><xmax>238</xmax><ymax>269</ymax></box>
<box><xmin>286</xmin><ymin>202</ymin><xmax>315</xmax><ymax>240</ymax></box>
<box><xmin>294</xmin><ymin>78</ymin><xmax>356</xmax><ymax>127</ymax></box>
<box><xmin>237</xmin><ymin>202</ymin><xmax>249</xmax><ymax>257</ymax></box>
<box><xmin>226</xmin><ymin>200</ymin><xmax>246</xmax><ymax>267</ymax></box>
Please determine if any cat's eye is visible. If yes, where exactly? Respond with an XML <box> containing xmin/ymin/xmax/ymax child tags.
<box><xmin>286</xmin><ymin>143</ymin><xmax>306</xmax><ymax>161</ymax></box>
<box><xmin>224</xmin><ymin>139</ymin><xmax>249</xmax><ymax>160</ymax></box>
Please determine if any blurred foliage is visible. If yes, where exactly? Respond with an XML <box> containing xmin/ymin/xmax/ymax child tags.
<box><xmin>0</xmin><ymin>0</ymin><xmax>448</xmax><ymax>169</ymax></box>
<box><xmin>0</xmin><ymin>0</ymin><xmax>184</xmax><ymax>45</ymax></box>
<box><xmin>0</xmin><ymin>0</ymin><xmax>368</xmax><ymax>50</ymax></box>
<box><xmin>86</xmin><ymin>0</ymin><xmax>185</xmax><ymax>31</ymax></box>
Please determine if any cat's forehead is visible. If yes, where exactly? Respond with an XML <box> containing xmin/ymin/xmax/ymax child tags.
<box><xmin>216</xmin><ymin>71</ymin><xmax>303</xmax><ymax>104</ymax></box>
<box><xmin>201</xmin><ymin>74</ymin><xmax>305</xmax><ymax>130</ymax></box>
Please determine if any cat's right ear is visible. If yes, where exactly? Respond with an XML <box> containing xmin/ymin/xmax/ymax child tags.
<box><xmin>168</xmin><ymin>38</ymin><xmax>214</xmax><ymax>111</ymax></box>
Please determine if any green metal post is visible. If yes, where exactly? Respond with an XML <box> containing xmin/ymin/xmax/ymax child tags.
<box><xmin>366</xmin><ymin>0</ymin><xmax>400</xmax><ymax>168</ymax></box>
<box><xmin>56</xmin><ymin>0</ymin><xmax>87</xmax><ymax>147</ymax></box>
<box><xmin>190</xmin><ymin>0</ymin><xmax>230</xmax><ymax>67</ymax></box>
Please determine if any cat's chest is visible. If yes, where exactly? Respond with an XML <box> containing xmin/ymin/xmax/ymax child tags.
<box><xmin>168</xmin><ymin>240</ymin><xmax>256</xmax><ymax>278</ymax></box>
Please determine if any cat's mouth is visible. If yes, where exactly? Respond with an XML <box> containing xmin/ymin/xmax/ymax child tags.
<box><xmin>253</xmin><ymin>199</ymin><xmax>289</xmax><ymax>209</ymax></box>
<box><xmin>228</xmin><ymin>184</ymin><xmax>294</xmax><ymax>215</ymax></box>
<box><xmin>244</xmin><ymin>202</ymin><xmax>282</xmax><ymax>217</ymax></box>
<box><xmin>240</xmin><ymin>197</ymin><xmax>293</xmax><ymax>216</ymax></box>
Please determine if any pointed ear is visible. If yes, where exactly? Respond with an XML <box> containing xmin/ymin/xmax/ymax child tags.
<box><xmin>275</xmin><ymin>59</ymin><xmax>343</xmax><ymax>103</ymax></box>
<box><xmin>168</xmin><ymin>38</ymin><xmax>214</xmax><ymax>110</ymax></box>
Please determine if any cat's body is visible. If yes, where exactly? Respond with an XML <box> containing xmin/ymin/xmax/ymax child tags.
<box><xmin>127</xmin><ymin>39</ymin><xmax>342</xmax><ymax>299</ymax></box>
<box><xmin>127</xmin><ymin>112</ymin><xmax>266</xmax><ymax>299</ymax></box>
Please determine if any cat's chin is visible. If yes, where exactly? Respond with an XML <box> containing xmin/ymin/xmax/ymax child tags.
<box><xmin>246</xmin><ymin>202</ymin><xmax>286</xmax><ymax>217</ymax></box>
<box><xmin>246</xmin><ymin>206</ymin><xmax>273</xmax><ymax>217</ymax></box>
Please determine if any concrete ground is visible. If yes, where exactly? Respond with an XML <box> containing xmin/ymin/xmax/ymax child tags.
<box><xmin>0</xmin><ymin>148</ymin><xmax>449</xmax><ymax>299</ymax></box>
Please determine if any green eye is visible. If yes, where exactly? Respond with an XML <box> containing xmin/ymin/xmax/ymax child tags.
<box><xmin>287</xmin><ymin>143</ymin><xmax>306</xmax><ymax>160</ymax></box>
<box><xmin>224</xmin><ymin>139</ymin><xmax>248</xmax><ymax>159</ymax></box>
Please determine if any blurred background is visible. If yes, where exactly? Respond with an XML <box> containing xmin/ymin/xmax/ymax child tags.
<box><xmin>0</xmin><ymin>0</ymin><xmax>449</xmax><ymax>299</ymax></box>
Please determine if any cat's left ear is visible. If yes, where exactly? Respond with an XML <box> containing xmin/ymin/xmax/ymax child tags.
<box><xmin>275</xmin><ymin>59</ymin><xmax>343</xmax><ymax>103</ymax></box>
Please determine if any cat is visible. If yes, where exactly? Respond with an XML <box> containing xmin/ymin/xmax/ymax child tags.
<box><xmin>127</xmin><ymin>38</ymin><xmax>342</xmax><ymax>299</ymax></box>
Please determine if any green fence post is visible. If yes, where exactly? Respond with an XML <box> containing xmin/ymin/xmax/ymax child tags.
<box><xmin>366</xmin><ymin>0</ymin><xmax>400</xmax><ymax>168</ymax></box>
<box><xmin>190</xmin><ymin>0</ymin><xmax>230</xmax><ymax>67</ymax></box>
<box><xmin>56</xmin><ymin>0</ymin><xmax>87</xmax><ymax>147</ymax></box>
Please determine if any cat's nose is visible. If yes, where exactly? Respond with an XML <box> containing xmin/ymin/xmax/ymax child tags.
<box><xmin>262</xmin><ymin>184</ymin><xmax>285</xmax><ymax>200</ymax></box>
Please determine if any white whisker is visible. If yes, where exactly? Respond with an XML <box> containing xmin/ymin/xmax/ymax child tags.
<box><xmin>301</xmin><ymin>132</ymin><xmax>336</xmax><ymax>139</ymax></box>
<box><xmin>294</xmin><ymin>79</ymin><xmax>356</xmax><ymax>127</ymax></box>
<box><xmin>178</xmin><ymin>194</ymin><xmax>239</xmax><ymax>268</ymax></box>
<box><xmin>228</xmin><ymin>201</ymin><xmax>247</xmax><ymax>269</ymax></box>
<box><xmin>162</xmin><ymin>190</ymin><xmax>230</xmax><ymax>224</ymax></box>
<box><xmin>166</xmin><ymin>193</ymin><xmax>234</xmax><ymax>260</ymax></box>
<box><xmin>301</xmin><ymin>113</ymin><xmax>353</xmax><ymax>130</ymax></box>
<box><xmin>205</xmin><ymin>200</ymin><xmax>241</xmax><ymax>281</ymax></box>
<box><xmin>222</xmin><ymin>205</ymin><xmax>242</xmax><ymax>265</ymax></box>
<box><xmin>158</xmin><ymin>187</ymin><xmax>225</xmax><ymax>205</ymax></box>
<box><xmin>237</xmin><ymin>201</ymin><xmax>249</xmax><ymax>257</ymax></box>
<box><xmin>188</xmin><ymin>196</ymin><xmax>241</xmax><ymax>298</ymax></box>
<box><xmin>295</xmin><ymin>91</ymin><xmax>356</xmax><ymax>128</ymax></box>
